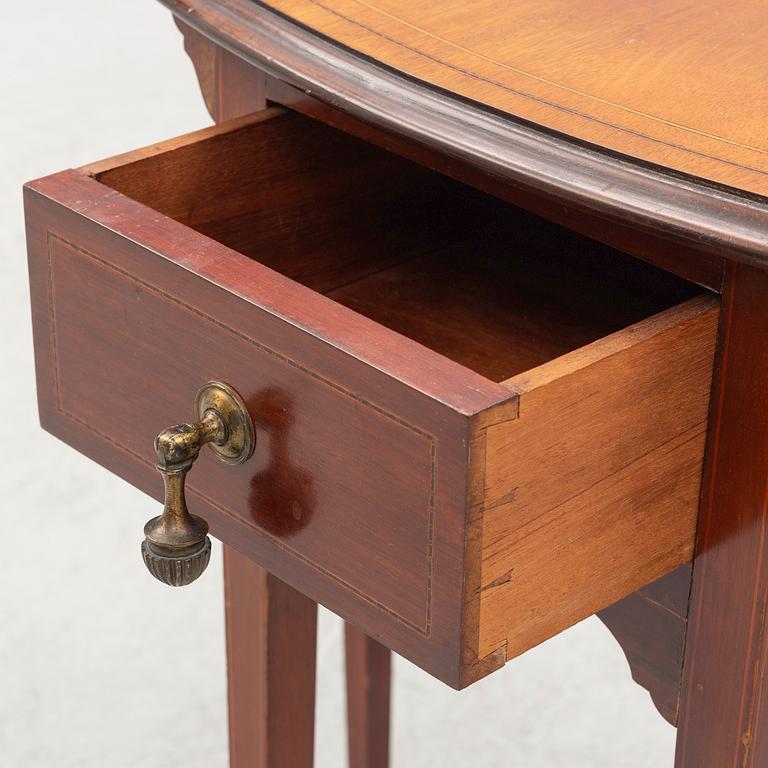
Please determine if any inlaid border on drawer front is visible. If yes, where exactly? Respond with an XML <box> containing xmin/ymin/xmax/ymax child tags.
<box><xmin>46</xmin><ymin>231</ymin><xmax>438</xmax><ymax>636</ymax></box>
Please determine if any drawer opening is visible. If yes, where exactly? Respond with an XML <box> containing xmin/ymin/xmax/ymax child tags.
<box><xmin>91</xmin><ymin>109</ymin><xmax>701</xmax><ymax>383</ymax></box>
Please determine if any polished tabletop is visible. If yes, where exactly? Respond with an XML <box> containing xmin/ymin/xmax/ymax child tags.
<box><xmin>264</xmin><ymin>0</ymin><xmax>768</xmax><ymax>198</ymax></box>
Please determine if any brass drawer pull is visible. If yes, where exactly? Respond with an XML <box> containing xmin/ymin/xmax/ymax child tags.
<box><xmin>141</xmin><ymin>381</ymin><xmax>255</xmax><ymax>586</ymax></box>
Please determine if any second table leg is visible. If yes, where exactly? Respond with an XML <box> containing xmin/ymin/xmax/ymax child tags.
<box><xmin>345</xmin><ymin>623</ymin><xmax>392</xmax><ymax>768</ymax></box>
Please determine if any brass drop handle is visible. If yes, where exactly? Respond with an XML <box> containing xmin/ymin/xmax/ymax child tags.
<box><xmin>141</xmin><ymin>381</ymin><xmax>255</xmax><ymax>586</ymax></box>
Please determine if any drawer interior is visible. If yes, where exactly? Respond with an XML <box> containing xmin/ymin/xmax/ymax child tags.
<box><xmin>90</xmin><ymin>109</ymin><xmax>700</xmax><ymax>383</ymax></box>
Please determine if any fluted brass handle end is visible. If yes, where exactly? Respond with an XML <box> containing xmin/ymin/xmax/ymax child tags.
<box><xmin>142</xmin><ymin>381</ymin><xmax>254</xmax><ymax>587</ymax></box>
<box><xmin>141</xmin><ymin>534</ymin><xmax>212</xmax><ymax>587</ymax></box>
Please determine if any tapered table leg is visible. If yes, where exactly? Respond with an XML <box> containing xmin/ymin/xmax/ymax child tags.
<box><xmin>225</xmin><ymin>545</ymin><xmax>318</xmax><ymax>768</ymax></box>
<box><xmin>676</xmin><ymin>262</ymin><xmax>768</xmax><ymax>766</ymax></box>
<box><xmin>345</xmin><ymin>624</ymin><xmax>392</xmax><ymax>768</ymax></box>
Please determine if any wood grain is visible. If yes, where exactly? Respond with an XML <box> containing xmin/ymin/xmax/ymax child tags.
<box><xmin>225</xmin><ymin>546</ymin><xmax>317</xmax><ymax>767</ymax></box>
<box><xmin>475</xmin><ymin>296</ymin><xmax>718</xmax><ymax>660</ymax></box>
<box><xmin>174</xmin><ymin>17</ymin><xmax>266</xmax><ymax>122</ymax></box>
<box><xmin>327</xmin><ymin>239</ymin><xmax>697</xmax><ymax>383</ymax></box>
<box><xmin>676</xmin><ymin>263</ymin><xmax>768</xmax><ymax>767</ymax></box>
<box><xmin>172</xmin><ymin>45</ymin><xmax>727</xmax><ymax>708</ymax></box>
<box><xmin>345</xmin><ymin>625</ymin><xmax>391</xmax><ymax>768</ymax></box>
<box><xmin>87</xmin><ymin>109</ymin><xmax>588</xmax><ymax>299</ymax></box>
<box><xmin>84</xmin><ymin>109</ymin><xmax>698</xmax><ymax>382</ymax></box>
<box><xmin>598</xmin><ymin>564</ymin><xmax>692</xmax><ymax>726</ymax></box>
<box><xmin>85</xmin><ymin>108</ymin><xmax>483</xmax><ymax>296</ymax></box>
<box><xmin>260</xmin><ymin>0</ymin><xmax>768</xmax><ymax>198</ymax></box>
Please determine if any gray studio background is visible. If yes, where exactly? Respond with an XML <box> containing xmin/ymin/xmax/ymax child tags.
<box><xmin>0</xmin><ymin>2</ymin><xmax>675</xmax><ymax>766</ymax></box>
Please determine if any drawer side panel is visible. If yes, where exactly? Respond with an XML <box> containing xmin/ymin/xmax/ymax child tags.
<box><xmin>478</xmin><ymin>296</ymin><xmax>719</xmax><ymax>660</ymax></box>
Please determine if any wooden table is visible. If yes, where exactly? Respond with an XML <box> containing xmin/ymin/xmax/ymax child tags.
<box><xmin>24</xmin><ymin>1</ymin><xmax>768</xmax><ymax>765</ymax></box>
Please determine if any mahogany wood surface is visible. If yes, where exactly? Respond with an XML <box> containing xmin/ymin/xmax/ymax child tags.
<box><xmin>598</xmin><ymin>565</ymin><xmax>692</xmax><ymax>726</ymax></box>
<box><xmin>161</xmin><ymin>0</ymin><xmax>768</xmax><ymax>274</ymax></box>
<box><xmin>675</xmin><ymin>263</ymin><xmax>768</xmax><ymax>767</ymax></box>
<box><xmin>345</xmin><ymin>625</ymin><xmax>391</xmax><ymax>768</ymax></box>
<box><xmin>175</xmin><ymin>17</ymin><xmax>266</xmax><ymax>121</ymax></box>
<box><xmin>25</xmin><ymin>116</ymin><xmax>506</xmax><ymax>686</ymax></box>
<box><xmin>25</xmin><ymin>110</ymin><xmax>719</xmax><ymax>687</ymax></box>
<box><xmin>225</xmin><ymin>546</ymin><xmax>317</xmax><ymax>767</ymax></box>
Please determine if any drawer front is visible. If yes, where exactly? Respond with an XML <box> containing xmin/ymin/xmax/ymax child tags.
<box><xmin>45</xmin><ymin>232</ymin><xmax>435</xmax><ymax>630</ymax></box>
<box><xmin>26</xmin><ymin>169</ymin><xmax>515</xmax><ymax>686</ymax></box>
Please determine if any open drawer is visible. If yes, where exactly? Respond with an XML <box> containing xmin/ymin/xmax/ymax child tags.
<box><xmin>25</xmin><ymin>108</ymin><xmax>718</xmax><ymax>687</ymax></box>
